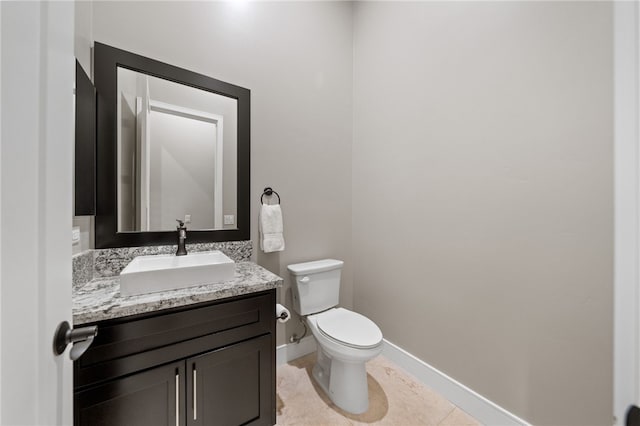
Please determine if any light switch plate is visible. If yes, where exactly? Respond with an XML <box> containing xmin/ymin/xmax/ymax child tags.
<box><xmin>224</xmin><ymin>215</ymin><xmax>235</xmax><ymax>225</ymax></box>
<box><xmin>72</xmin><ymin>227</ymin><xmax>81</xmax><ymax>244</ymax></box>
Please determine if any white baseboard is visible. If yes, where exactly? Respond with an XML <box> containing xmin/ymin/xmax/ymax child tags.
<box><xmin>276</xmin><ymin>336</ymin><xmax>317</xmax><ymax>366</ymax></box>
<box><xmin>382</xmin><ymin>339</ymin><xmax>530</xmax><ymax>426</ymax></box>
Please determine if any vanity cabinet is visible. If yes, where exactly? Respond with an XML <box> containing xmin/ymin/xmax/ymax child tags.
<box><xmin>76</xmin><ymin>361</ymin><xmax>184</xmax><ymax>426</ymax></box>
<box><xmin>186</xmin><ymin>335</ymin><xmax>272</xmax><ymax>425</ymax></box>
<box><xmin>74</xmin><ymin>290</ymin><xmax>275</xmax><ymax>426</ymax></box>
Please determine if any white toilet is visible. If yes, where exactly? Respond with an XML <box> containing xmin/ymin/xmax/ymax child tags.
<box><xmin>287</xmin><ymin>259</ymin><xmax>383</xmax><ymax>414</ymax></box>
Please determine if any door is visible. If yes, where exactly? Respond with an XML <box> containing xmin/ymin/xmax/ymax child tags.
<box><xmin>0</xmin><ymin>1</ymin><xmax>75</xmax><ymax>424</ymax></box>
<box><xmin>146</xmin><ymin>101</ymin><xmax>223</xmax><ymax>231</ymax></box>
<box><xmin>75</xmin><ymin>361</ymin><xmax>186</xmax><ymax>426</ymax></box>
<box><xmin>187</xmin><ymin>335</ymin><xmax>273</xmax><ymax>426</ymax></box>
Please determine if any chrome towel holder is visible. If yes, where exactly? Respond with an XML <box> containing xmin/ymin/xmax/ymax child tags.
<box><xmin>261</xmin><ymin>187</ymin><xmax>281</xmax><ymax>205</ymax></box>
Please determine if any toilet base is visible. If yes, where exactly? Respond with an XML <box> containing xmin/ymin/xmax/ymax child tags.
<box><xmin>312</xmin><ymin>346</ymin><xmax>370</xmax><ymax>414</ymax></box>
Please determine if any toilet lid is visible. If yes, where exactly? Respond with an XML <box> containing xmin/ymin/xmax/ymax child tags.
<box><xmin>316</xmin><ymin>308</ymin><xmax>383</xmax><ymax>349</ymax></box>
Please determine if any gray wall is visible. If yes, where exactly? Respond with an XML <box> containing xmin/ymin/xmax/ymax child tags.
<box><xmin>116</xmin><ymin>69</ymin><xmax>137</xmax><ymax>232</ymax></box>
<box><xmin>90</xmin><ymin>1</ymin><xmax>355</xmax><ymax>343</ymax></box>
<box><xmin>352</xmin><ymin>2</ymin><xmax>613</xmax><ymax>425</ymax></box>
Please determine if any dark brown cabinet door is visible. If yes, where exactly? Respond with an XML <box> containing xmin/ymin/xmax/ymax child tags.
<box><xmin>186</xmin><ymin>335</ymin><xmax>273</xmax><ymax>426</ymax></box>
<box><xmin>75</xmin><ymin>361</ymin><xmax>186</xmax><ymax>426</ymax></box>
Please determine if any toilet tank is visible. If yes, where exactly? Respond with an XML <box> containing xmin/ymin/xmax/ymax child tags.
<box><xmin>287</xmin><ymin>259</ymin><xmax>344</xmax><ymax>316</ymax></box>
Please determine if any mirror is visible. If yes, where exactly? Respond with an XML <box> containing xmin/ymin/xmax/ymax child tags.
<box><xmin>95</xmin><ymin>42</ymin><xmax>250</xmax><ymax>248</ymax></box>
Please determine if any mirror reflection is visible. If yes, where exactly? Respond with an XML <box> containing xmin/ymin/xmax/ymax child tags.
<box><xmin>117</xmin><ymin>67</ymin><xmax>237</xmax><ymax>232</ymax></box>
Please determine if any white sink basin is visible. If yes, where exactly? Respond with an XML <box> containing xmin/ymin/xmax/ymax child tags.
<box><xmin>120</xmin><ymin>251</ymin><xmax>235</xmax><ymax>296</ymax></box>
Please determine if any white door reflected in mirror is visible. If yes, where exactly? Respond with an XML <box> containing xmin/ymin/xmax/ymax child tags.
<box><xmin>116</xmin><ymin>67</ymin><xmax>238</xmax><ymax>232</ymax></box>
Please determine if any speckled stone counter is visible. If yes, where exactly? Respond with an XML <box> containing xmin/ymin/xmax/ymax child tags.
<box><xmin>73</xmin><ymin>261</ymin><xmax>282</xmax><ymax>325</ymax></box>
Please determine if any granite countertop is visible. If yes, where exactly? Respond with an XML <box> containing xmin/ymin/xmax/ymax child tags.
<box><xmin>73</xmin><ymin>261</ymin><xmax>283</xmax><ymax>325</ymax></box>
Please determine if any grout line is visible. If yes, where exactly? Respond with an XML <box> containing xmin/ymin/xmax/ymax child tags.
<box><xmin>436</xmin><ymin>406</ymin><xmax>459</xmax><ymax>426</ymax></box>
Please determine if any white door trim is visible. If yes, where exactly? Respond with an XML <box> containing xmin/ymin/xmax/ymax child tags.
<box><xmin>614</xmin><ymin>1</ymin><xmax>640</xmax><ymax>424</ymax></box>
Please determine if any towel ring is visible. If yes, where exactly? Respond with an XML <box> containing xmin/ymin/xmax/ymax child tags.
<box><xmin>261</xmin><ymin>187</ymin><xmax>281</xmax><ymax>205</ymax></box>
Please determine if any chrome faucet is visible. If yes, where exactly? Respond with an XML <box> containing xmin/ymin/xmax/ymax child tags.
<box><xmin>176</xmin><ymin>219</ymin><xmax>187</xmax><ymax>256</ymax></box>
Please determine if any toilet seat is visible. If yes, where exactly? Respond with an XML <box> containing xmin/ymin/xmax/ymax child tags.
<box><xmin>315</xmin><ymin>308</ymin><xmax>383</xmax><ymax>349</ymax></box>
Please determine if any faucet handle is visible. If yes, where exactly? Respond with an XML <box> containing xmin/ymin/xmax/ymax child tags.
<box><xmin>176</xmin><ymin>219</ymin><xmax>185</xmax><ymax>228</ymax></box>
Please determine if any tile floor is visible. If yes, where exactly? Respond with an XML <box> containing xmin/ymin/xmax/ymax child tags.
<box><xmin>276</xmin><ymin>353</ymin><xmax>482</xmax><ymax>426</ymax></box>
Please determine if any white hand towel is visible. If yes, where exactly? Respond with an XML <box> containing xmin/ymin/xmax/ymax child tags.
<box><xmin>259</xmin><ymin>204</ymin><xmax>285</xmax><ymax>253</ymax></box>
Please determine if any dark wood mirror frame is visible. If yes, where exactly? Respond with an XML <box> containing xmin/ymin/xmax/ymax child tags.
<box><xmin>94</xmin><ymin>42</ymin><xmax>250</xmax><ymax>248</ymax></box>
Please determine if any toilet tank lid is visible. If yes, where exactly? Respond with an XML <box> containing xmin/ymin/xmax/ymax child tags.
<box><xmin>287</xmin><ymin>259</ymin><xmax>344</xmax><ymax>276</ymax></box>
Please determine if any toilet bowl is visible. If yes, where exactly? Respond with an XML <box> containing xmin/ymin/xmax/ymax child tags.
<box><xmin>287</xmin><ymin>259</ymin><xmax>383</xmax><ymax>414</ymax></box>
<box><xmin>306</xmin><ymin>308</ymin><xmax>383</xmax><ymax>414</ymax></box>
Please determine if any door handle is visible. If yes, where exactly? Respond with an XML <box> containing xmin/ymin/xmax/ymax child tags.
<box><xmin>176</xmin><ymin>370</ymin><xmax>180</xmax><ymax>426</ymax></box>
<box><xmin>193</xmin><ymin>364</ymin><xmax>197</xmax><ymax>421</ymax></box>
<box><xmin>53</xmin><ymin>321</ymin><xmax>97</xmax><ymax>361</ymax></box>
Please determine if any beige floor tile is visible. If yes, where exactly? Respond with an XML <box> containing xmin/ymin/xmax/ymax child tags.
<box><xmin>438</xmin><ymin>408</ymin><xmax>481</xmax><ymax>426</ymax></box>
<box><xmin>276</xmin><ymin>356</ymin><xmax>351</xmax><ymax>426</ymax></box>
<box><xmin>276</xmin><ymin>353</ymin><xmax>481</xmax><ymax>426</ymax></box>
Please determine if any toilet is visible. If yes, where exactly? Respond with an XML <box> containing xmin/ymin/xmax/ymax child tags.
<box><xmin>287</xmin><ymin>259</ymin><xmax>383</xmax><ymax>414</ymax></box>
